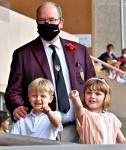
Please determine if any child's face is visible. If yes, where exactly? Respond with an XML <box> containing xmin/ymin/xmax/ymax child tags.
<box><xmin>1</xmin><ymin>118</ymin><xmax>10</xmax><ymax>131</ymax></box>
<box><xmin>28</xmin><ymin>90</ymin><xmax>53</xmax><ymax>113</ymax></box>
<box><xmin>84</xmin><ymin>87</ymin><xmax>105</xmax><ymax>113</ymax></box>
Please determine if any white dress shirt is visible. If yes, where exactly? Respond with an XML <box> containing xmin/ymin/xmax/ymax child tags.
<box><xmin>42</xmin><ymin>38</ymin><xmax>75</xmax><ymax>123</ymax></box>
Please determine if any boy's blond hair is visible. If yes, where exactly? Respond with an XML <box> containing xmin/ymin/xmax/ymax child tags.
<box><xmin>28</xmin><ymin>78</ymin><xmax>54</xmax><ymax>96</ymax></box>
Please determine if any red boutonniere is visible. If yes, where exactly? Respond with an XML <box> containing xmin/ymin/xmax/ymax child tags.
<box><xmin>66</xmin><ymin>43</ymin><xmax>77</xmax><ymax>51</ymax></box>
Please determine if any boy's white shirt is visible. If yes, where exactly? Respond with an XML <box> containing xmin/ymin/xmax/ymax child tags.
<box><xmin>11</xmin><ymin>110</ymin><xmax>63</xmax><ymax>140</ymax></box>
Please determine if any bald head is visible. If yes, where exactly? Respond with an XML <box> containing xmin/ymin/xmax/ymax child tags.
<box><xmin>36</xmin><ymin>2</ymin><xmax>62</xmax><ymax>19</ymax></box>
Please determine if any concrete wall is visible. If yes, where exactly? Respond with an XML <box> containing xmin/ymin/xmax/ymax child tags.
<box><xmin>1</xmin><ymin>144</ymin><xmax>126</xmax><ymax>150</ymax></box>
<box><xmin>0</xmin><ymin>132</ymin><xmax>126</xmax><ymax>148</ymax></box>
<box><xmin>92</xmin><ymin>0</ymin><xmax>122</xmax><ymax>57</ymax></box>
<box><xmin>0</xmin><ymin>6</ymin><xmax>37</xmax><ymax>85</ymax></box>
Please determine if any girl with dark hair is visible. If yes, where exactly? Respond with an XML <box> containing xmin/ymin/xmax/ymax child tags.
<box><xmin>0</xmin><ymin>111</ymin><xmax>10</xmax><ymax>132</ymax></box>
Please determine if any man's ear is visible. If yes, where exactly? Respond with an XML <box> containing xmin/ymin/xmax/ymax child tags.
<box><xmin>59</xmin><ymin>18</ymin><xmax>64</xmax><ymax>29</ymax></box>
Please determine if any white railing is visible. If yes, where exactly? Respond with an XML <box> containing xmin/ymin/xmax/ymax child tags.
<box><xmin>91</xmin><ymin>55</ymin><xmax>126</xmax><ymax>75</ymax></box>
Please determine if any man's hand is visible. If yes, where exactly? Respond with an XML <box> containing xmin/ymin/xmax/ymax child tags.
<box><xmin>13</xmin><ymin>106</ymin><xmax>29</xmax><ymax>121</ymax></box>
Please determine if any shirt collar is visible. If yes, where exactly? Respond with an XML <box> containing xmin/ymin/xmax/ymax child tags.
<box><xmin>27</xmin><ymin>109</ymin><xmax>44</xmax><ymax>117</ymax></box>
<box><xmin>41</xmin><ymin>37</ymin><xmax>62</xmax><ymax>50</ymax></box>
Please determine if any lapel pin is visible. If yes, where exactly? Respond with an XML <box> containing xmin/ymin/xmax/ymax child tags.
<box><xmin>55</xmin><ymin>65</ymin><xmax>60</xmax><ymax>72</ymax></box>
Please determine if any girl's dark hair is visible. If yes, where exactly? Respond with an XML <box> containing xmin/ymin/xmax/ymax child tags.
<box><xmin>0</xmin><ymin>111</ymin><xmax>10</xmax><ymax>125</ymax></box>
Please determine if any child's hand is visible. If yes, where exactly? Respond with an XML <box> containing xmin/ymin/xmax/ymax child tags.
<box><xmin>41</xmin><ymin>105</ymin><xmax>51</xmax><ymax>115</ymax></box>
<box><xmin>69</xmin><ymin>90</ymin><xmax>79</xmax><ymax>101</ymax></box>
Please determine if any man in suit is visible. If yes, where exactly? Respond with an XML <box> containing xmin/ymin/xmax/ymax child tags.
<box><xmin>4</xmin><ymin>2</ymin><xmax>96</xmax><ymax>142</ymax></box>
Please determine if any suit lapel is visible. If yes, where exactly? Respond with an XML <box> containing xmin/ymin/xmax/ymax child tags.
<box><xmin>60</xmin><ymin>38</ymin><xmax>76</xmax><ymax>90</ymax></box>
<box><xmin>31</xmin><ymin>37</ymin><xmax>76</xmax><ymax>89</ymax></box>
<box><xmin>32</xmin><ymin>37</ymin><xmax>52</xmax><ymax>82</ymax></box>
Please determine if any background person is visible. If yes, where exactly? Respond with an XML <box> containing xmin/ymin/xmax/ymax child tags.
<box><xmin>0</xmin><ymin>111</ymin><xmax>10</xmax><ymax>133</ymax></box>
<box><xmin>98</xmin><ymin>44</ymin><xmax>117</xmax><ymax>62</ymax></box>
<box><xmin>119</xmin><ymin>62</ymin><xmax>126</xmax><ymax>82</ymax></box>
<box><xmin>107</xmin><ymin>59</ymin><xmax>126</xmax><ymax>84</ymax></box>
<box><xmin>100</xmin><ymin>67</ymin><xmax>110</xmax><ymax>76</ymax></box>
<box><xmin>4</xmin><ymin>2</ymin><xmax>96</xmax><ymax>142</ymax></box>
<box><xmin>117</xmin><ymin>49</ymin><xmax>126</xmax><ymax>63</ymax></box>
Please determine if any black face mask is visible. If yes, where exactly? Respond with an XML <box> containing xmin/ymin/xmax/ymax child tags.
<box><xmin>37</xmin><ymin>22</ymin><xmax>60</xmax><ymax>41</ymax></box>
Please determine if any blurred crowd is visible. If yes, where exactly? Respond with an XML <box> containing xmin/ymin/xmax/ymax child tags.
<box><xmin>94</xmin><ymin>44</ymin><xmax>126</xmax><ymax>84</ymax></box>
